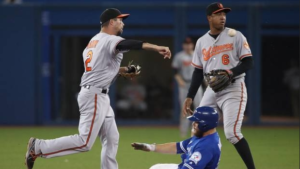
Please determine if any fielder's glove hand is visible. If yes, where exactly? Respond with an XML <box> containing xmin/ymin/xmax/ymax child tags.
<box><xmin>119</xmin><ymin>61</ymin><xmax>141</xmax><ymax>79</ymax></box>
<box><xmin>205</xmin><ymin>69</ymin><xmax>233</xmax><ymax>92</ymax></box>
<box><xmin>131</xmin><ymin>142</ymin><xmax>155</xmax><ymax>152</ymax></box>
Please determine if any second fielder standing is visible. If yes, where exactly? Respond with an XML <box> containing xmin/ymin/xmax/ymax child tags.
<box><xmin>183</xmin><ymin>2</ymin><xmax>256</xmax><ymax>169</ymax></box>
<box><xmin>25</xmin><ymin>8</ymin><xmax>171</xmax><ymax>169</ymax></box>
<box><xmin>172</xmin><ymin>37</ymin><xmax>204</xmax><ymax>138</ymax></box>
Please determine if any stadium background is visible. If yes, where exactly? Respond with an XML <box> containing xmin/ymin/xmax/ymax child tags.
<box><xmin>0</xmin><ymin>0</ymin><xmax>299</xmax><ymax>168</ymax></box>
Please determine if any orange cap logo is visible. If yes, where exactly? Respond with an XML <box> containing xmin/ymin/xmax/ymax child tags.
<box><xmin>217</xmin><ymin>3</ymin><xmax>223</xmax><ymax>8</ymax></box>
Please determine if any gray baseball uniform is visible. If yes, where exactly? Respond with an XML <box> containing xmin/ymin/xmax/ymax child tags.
<box><xmin>172</xmin><ymin>51</ymin><xmax>203</xmax><ymax>137</ymax></box>
<box><xmin>192</xmin><ymin>27</ymin><xmax>252</xmax><ymax>144</ymax></box>
<box><xmin>34</xmin><ymin>32</ymin><xmax>127</xmax><ymax>169</ymax></box>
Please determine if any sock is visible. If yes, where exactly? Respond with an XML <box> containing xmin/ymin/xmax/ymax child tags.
<box><xmin>234</xmin><ymin>138</ymin><xmax>256</xmax><ymax>169</ymax></box>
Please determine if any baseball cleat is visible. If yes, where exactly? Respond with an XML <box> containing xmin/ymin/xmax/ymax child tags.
<box><xmin>25</xmin><ymin>137</ymin><xmax>38</xmax><ymax>169</ymax></box>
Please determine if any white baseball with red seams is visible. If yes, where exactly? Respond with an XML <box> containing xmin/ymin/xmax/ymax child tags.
<box><xmin>34</xmin><ymin>32</ymin><xmax>127</xmax><ymax>169</ymax></box>
<box><xmin>192</xmin><ymin>27</ymin><xmax>252</xmax><ymax>144</ymax></box>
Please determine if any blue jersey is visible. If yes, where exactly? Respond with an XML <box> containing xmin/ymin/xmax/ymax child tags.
<box><xmin>176</xmin><ymin>132</ymin><xmax>221</xmax><ymax>169</ymax></box>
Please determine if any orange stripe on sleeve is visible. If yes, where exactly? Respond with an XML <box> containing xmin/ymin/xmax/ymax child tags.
<box><xmin>239</xmin><ymin>54</ymin><xmax>252</xmax><ymax>60</ymax></box>
<box><xmin>191</xmin><ymin>62</ymin><xmax>203</xmax><ymax>69</ymax></box>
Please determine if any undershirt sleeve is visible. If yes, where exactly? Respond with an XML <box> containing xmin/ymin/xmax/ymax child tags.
<box><xmin>116</xmin><ymin>39</ymin><xmax>143</xmax><ymax>51</ymax></box>
<box><xmin>187</xmin><ymin>68</ymin><xmax>203</xmax><ymax>100</ymax></box>
<box><xmin>230</xmin><ymin>57</ymin><xmax>253</xmax><ymax>77</ymax></box>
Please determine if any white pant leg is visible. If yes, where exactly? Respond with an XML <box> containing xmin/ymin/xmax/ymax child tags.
<box><xmin>199</xmin><ymin>86</ymin><xmax>218</xmax><ymax>110</ymax></box>
<box><xmin>178</xmin><ymin>86</ymin><xmax>190</xmax><ymax>137</ymax></box>
<box><xmin>37</xmin><ymin>87</ymin><xmax>109</xmax><ymax>158</ymax></box>
<box><xmin>150</xmin><ymin>164</ymin><xmax>179</xmax><ymax>169</ymax></box>
<box><xmin>216</xmin><ymin>80</ymin><xmax>247</xmax><ymax>144</ymax></box>
<box><xmin>99</xmin><ymin>110</ymin><xmax>119</xmax><ymax>169</ymax></box>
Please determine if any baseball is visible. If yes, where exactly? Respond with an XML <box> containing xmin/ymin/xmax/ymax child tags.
<box><xmin>228</xmin><ymin>29</ymin><xmax>236</xmax><ymax>37</ymax></box>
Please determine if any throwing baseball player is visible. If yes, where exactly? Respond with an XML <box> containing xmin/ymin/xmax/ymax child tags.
<box><xmin>25</xmin><ymin>8</ymin><xmax>171</xmax><ymax>169</ymax></box>
<box><xmin>132</xmin><ymin>106</ymin><xmax>221</xmax><ymax>169</ymax></box>
<box><xmin>182</xmin><ymin>2</ymin><xmax>255</xmax><ymax>169</ymax></box>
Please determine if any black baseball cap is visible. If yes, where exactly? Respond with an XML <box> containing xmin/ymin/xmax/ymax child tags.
<box><xmin>183</xmin><ymin>37</ymin><xmax>193</xmax><ymax>44</ymax></box>
<box><xmin>100</xmin><ymin>8</ymin><xmax>130</xmax><ymax>24</ymax></box>
<box><xmin>206</xmin><ymin>2</ymin><xmax>231</xmax><ymax>16</ymax></box>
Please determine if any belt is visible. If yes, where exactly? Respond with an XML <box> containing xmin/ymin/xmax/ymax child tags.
<box><xmin>83</xmin><ymin>85</ymin><xmax>108</xmax><ymax>94</ymax></box>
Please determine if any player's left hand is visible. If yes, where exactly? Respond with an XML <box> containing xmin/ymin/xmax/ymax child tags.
<box><xmin>119</xmin><ymin>61</ymin><xmax>141</xmax><ymax>80</ymax></box>
<box><xmin>205</xmin><ymin>69</ymin><xmax>233</xmax><ymax>92</ymax></box>
<box><xmin>131</xmin><ymin>143</ymin><xmax>155</xmax><ymax>152</ymax></box>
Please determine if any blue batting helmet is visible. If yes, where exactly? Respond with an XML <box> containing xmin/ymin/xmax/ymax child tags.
<box><xmin>187</xmin><ymin>106</ymin><xmax>219</xmax><ymax>132</ymax></box>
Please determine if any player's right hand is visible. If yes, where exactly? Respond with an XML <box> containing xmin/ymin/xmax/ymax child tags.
<box><xmin>183</xmin><ymin>98</ymin><xmax>193</xmax><ymax>116</ymax></box>
<box><xmin>156</xmin><ymin>46</ymin><xmax>171</xmax><ymax>59</ymax></box>
<box><xmin>131</xmin><ymin>143</ymin><xmax>152</xmax><ymax>152</ymax></box>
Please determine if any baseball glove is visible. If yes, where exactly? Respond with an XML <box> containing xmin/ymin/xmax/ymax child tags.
<box><xmin>205</xmin><ymin>69</ymin><xmax>233</xmax><ymax>92</ymax></box>
<box><xmin>119</xmin><ymin>61</ymin><xmax>141</xmax><ymax>79</ymax></box>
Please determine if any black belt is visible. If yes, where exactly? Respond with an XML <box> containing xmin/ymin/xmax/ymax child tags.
<box><xmin>101</xmin><ymin>89</ymin><xmax>108</xmax><ymax>94</ymax></box>
<box><xmin>83</xmin><ymin>85</ymin><xmax>108</xmax><ymax>94</ymax></box>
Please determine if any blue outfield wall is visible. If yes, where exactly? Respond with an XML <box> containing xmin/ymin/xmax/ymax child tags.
<box><xmin>0</xmin><ymin>2</ymin><xmax>299</xmax><ymax>125</ymax></box>
<box><xmin>0</xmin><ymin>6</ymin><xmax>40</xmax><ymax>125</ymax></box>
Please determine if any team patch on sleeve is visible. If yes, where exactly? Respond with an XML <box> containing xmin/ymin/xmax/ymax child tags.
<box><xmin>189</xmin><ymin>152</ymin><xmax>202</xmax><ymax>164</ymax></box>
<box><xmin>243</xmin><ymin>41</ymin><xmax>250</xmax><ymax>49</ymax></box>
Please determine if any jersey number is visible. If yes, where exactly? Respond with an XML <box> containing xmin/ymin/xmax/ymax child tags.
<box><xmin>222</xmin><ymin>54</ymin><xmax>230</xmax><ymax>65</ymax></box>
<box><xmin>85</xmin><ymin>50</ymin><xmax>93</xmax><ymax>72</ymax></box>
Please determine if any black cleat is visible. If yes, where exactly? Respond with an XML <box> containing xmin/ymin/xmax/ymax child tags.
<box><xmin>25</xmin><ymin>137</ymin><xmax>38</xmax><ymax>169</ymax></box>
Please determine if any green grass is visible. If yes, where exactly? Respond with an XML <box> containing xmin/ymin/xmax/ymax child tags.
<box><xmin>0</xmin><ymin>126</ymin><xmax>299</xmax><ymax>169</ymax></box>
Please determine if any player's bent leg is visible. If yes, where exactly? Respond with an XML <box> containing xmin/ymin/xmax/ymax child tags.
<box><xmin>218</xmin><ymin>81</ymin><xmax>246</xmax><ymax>144</ymax></box>
<box><xmin>35</xmin><ymin>89</ymin><xmax>109</xmax><ymax>158</ymax></box>
<box><xmin>99</xmin><ymin>112</ymin><xmax>119</xmax><ymax>169</ymax></box>
<box><xmin>220</xmin><ymin>82</ymin><xmax>255</xmax><ymax>169</ymax></box>
<box><xmin>149</xmin><ymin>164</ymin><xmax>179</xmax><ymax>169</ymax></box>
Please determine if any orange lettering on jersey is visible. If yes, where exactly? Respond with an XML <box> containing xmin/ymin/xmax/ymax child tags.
<box><xmin>86</xmin><ymin>40</ymin><xmax>99</xmax><ymax>49</ymax></box>
<box><xmin>202</xmin><ymin>43</ymin><xmax>233</xmax><ymax>61</ymax></box>
<box><xmin>202</xmin><ymin>47</ymin><xmax>212</xmax><ymax>61</ymax></box>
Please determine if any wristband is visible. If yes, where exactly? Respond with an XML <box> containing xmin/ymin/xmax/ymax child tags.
<box><xmin>145</xmin><ymin>144</ymin><xmax>156</xmax><ymax>152</ymax></box>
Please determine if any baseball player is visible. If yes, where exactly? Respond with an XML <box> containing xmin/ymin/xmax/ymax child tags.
<box><xmin>172</xmin><ymin>37</ymin><xmax>204</xmax><ymax>138</ymax></box>
<box><xmin>182</xmin><ymin>2</ymin><xmax>256</xmax><ymax>169</ymax></box>
<box><xmin>132</xmin><ymin>106</ymin><xmax>221</xmax><ymax>169</ymax></box>
<box><xmin>25</xmin><ymin>8</ymin><xmax>171</xmax><ymax>169</ymax></box>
